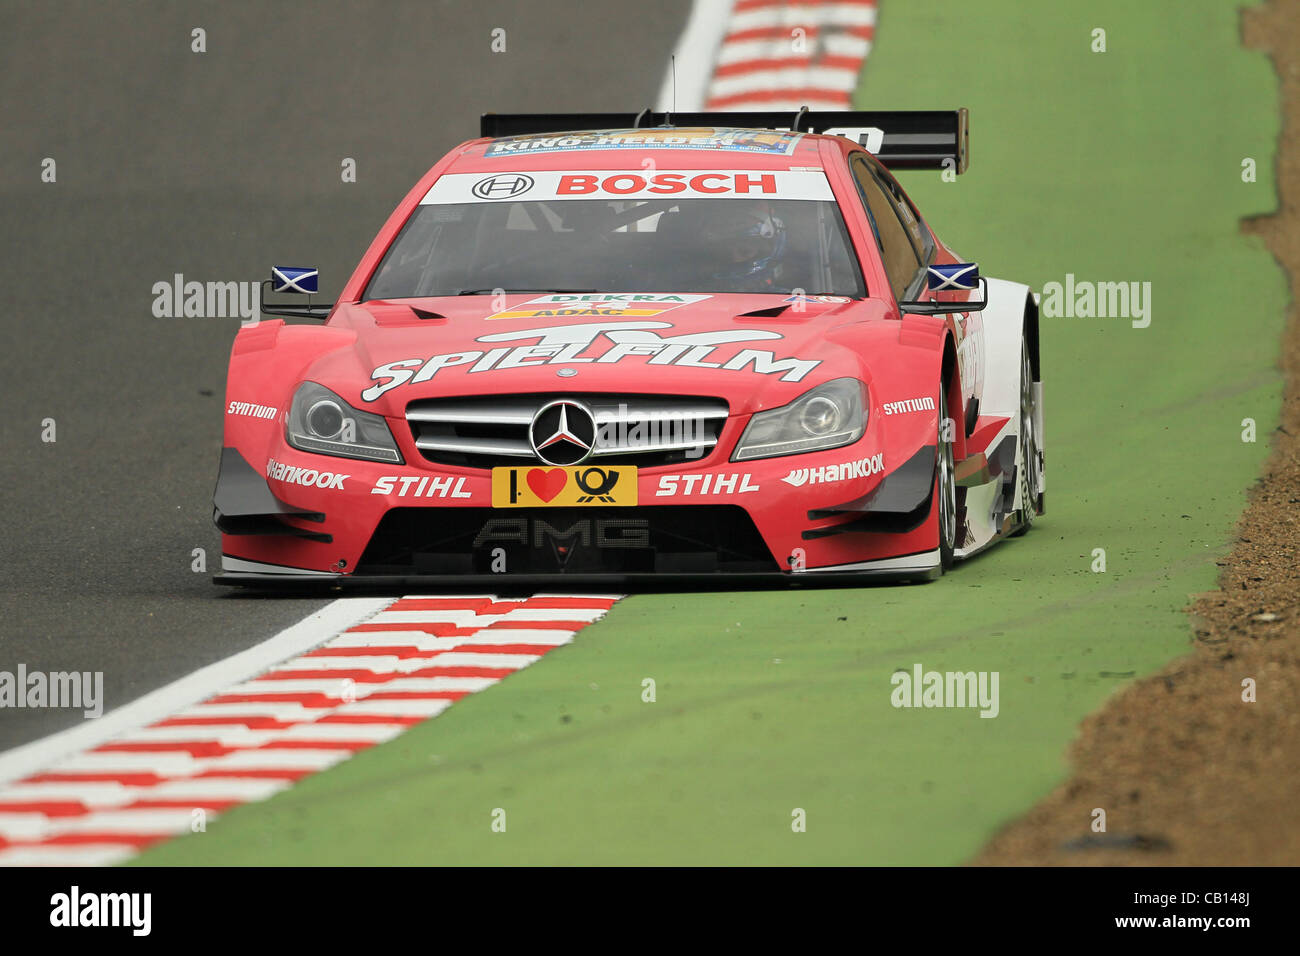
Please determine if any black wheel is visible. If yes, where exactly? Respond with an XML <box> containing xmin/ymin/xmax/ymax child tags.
<box><xmin>1012</xmin><ymin>339</ymin><xmax>1040</xmax><ymax>536</ymax></box>
<box><xmin>937</xmin><ymin>384</ymin><xmax>957</xmax><ymax>569</ymax></box>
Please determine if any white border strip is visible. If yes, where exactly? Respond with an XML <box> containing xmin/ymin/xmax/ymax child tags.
<box><xmin>812</xmin><ymin>549</ymin><xmax>941</xmax><ymax>573</ymax></box>
<box><xmin>0</xmin><ymin>598</ymin><xmax>392</xmax><ymax>789</ymax></box>
<box><xmin>656</xmin><ymin>0</ymin><xmax>735</xmax><ymax>111</ymax></box>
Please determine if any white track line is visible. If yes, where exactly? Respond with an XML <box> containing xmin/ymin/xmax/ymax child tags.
<box><xmin>0</xmin><ymin>594</ymin><xmax>620</xmax><ymax>865</ymax></box>
<box><xmin>657</xmin><ymin>0</ymin><xmax>734</xmax><ymax>110</ymax></box>
<box><xmin>0</xmin><ymin>598</ymin><xmax>390</xmax><ymax>790</ymax></box>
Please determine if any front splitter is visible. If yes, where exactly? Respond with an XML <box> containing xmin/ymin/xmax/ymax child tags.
<box><xmin>213</xmin><ymin>564</ymin><xmax>941</xmax><ymax>593</ymax></box>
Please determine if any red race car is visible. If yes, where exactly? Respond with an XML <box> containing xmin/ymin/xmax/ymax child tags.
<box><xmin>214</xmin><ymin>110</ymin><xmax>1044</xmax><ymax>586</ymax></box>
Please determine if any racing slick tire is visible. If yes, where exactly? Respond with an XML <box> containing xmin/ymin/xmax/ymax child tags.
<box><xmin>1011</xmin><ymin>338</ymin><xmax>1040</xmax><ymax>537</ymax></box>
<box><xmin>938</xmin><ymin>383</ymin><xmax>957</xmax><ymax>569</ymax></box>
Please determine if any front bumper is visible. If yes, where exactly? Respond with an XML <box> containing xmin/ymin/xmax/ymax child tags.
<box><xmin>213</xmin><ymin>435</ymin><xmax>939</xmax><ymax>583</ymax></box>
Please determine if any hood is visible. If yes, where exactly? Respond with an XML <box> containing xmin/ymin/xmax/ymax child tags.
<box><xmin>305</xmin><ymin>292</ymin><xmax>892</xmax><ymax>418</ymax></box>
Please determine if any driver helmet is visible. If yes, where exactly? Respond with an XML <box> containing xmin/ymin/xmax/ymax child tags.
<box><xmin>675</xmin><ymin>201</ymin><xmax>788</xmax><ymax>286</ymax></box>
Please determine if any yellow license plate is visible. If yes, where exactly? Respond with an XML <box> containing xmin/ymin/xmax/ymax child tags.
<box><xmin>491</xmin><ymin>465</ymin><xmax>638</xmax><ymax>507</ymax></box>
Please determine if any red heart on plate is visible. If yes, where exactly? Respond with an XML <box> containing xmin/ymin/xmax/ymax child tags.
<box><xmin>526</xmin><ymin>468</ymin><xmax>568</xmax><ymax>503</ymax></box>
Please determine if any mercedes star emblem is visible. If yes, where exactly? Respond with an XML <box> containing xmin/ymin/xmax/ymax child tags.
<box><xmin>529</xmin><ymin>399</ymin><xmax>597</xmax><ymax>466</ymax></box>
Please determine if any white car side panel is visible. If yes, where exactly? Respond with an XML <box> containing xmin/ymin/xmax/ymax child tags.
<box><xmin>974</xmin><ymin>276</ymin><xmax>1032</xmax><ymax>420</ymax></box>
<box><xmin>952</xmin><ymin>275</ymin><xmax>1044</xmax><ymax>559</ymax></box>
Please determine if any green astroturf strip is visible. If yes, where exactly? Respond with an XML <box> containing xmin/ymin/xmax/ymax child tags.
<box><xmin>135</xmin><ymin>0</ymin><xmax>1283</xmax><ymax>864</ymax></box>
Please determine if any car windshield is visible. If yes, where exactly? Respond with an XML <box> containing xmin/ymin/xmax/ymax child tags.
<box><xmin>363</xmin><ymin>198</ymin><xmax>865</xmax><ymax>299</ymax></box>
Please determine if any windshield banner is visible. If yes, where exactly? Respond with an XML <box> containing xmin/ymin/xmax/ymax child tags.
<box><xmin>483</xmin><ymin>129</ymin><xmax>804</xmax><ymax>157</ymax></box>
<box><xmin>421</xmin><ymin>169</ymin><xmax>834</xmax><ymax>204</ymax></box>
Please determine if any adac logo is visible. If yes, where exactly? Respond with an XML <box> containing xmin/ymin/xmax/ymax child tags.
<box><xmin>471</xmin><ymin>173</ymin><xmax>534</xmax><ymax>200</ymax></box>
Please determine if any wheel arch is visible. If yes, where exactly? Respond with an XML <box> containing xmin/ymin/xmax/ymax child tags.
<box><xmin>940</xmin><ymin>331</ymin><xmax>968</xmax><ymax>462</ymax></box>
<box><xmin>1024</xmin><ymin>288</ymin><xmax>1041</xmax><ymax>383</ymax></box>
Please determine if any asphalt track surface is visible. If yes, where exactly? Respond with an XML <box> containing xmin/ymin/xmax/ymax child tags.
<box><xmin>0</xmin><ymin>0</ymin><xmax>689</xmax><ymax>751</ymax></box>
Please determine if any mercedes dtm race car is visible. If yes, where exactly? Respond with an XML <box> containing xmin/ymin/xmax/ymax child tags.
<box><xmin>213</xmin><ymin>109</ymin><xmax>1045</xmax><ymax>586</ymax></box>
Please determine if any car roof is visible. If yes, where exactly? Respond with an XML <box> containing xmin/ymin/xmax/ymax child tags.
<box><xmin>450</xmin><ymin>127</ymin><xmax>834</xmax><ymax>172</ymax></box>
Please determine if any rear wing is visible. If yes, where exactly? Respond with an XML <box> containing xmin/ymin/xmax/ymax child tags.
<box><xmin>479</xmin><ymin>109</ymin><xmax>969</xmax><ymax>173</ymax></box>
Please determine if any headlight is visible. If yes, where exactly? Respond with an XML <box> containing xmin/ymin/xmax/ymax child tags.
<box><xmin>732</xmin><ymin>378</ymin><xmax>866</xmax><ymax>461</ymax></box>
<box><xmin>286</xmin><ymin>382</ymin><xmax>403</xmax><ymax>463</ymax></box>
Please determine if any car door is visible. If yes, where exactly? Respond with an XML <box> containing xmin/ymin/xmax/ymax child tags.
<box><xmin>849</xmin><ymin>154</ymin><xmax>926</xmax><ymax>303</ymax></box>
<box><xmin>850</xmin><ymin>154</ymin><xmax>984</xmax><ymax>426</ymax></box>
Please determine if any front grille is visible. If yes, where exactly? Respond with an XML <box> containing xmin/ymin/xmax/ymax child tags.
<box><xmin>406</xmin><ymin>393</ymin><xmax>729</xmax><ymax>469</ymax></box>
<box><xmin>355</xmin><ymin>506</ymin><xmax>776</xmax><ymax>575</ymax></box>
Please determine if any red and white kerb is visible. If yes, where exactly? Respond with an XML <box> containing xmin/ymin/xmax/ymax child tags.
<box><xmin>660</xmin><ymin>0</ymin><xmax>878</xmax><ymax>112</ymax></box>
<box><xmin>707</xmin><ymin>0</ymin><xmax>878</xmax><ymax>110</ymax></box>
<box><xmin>0</xmin><ymin>594</ymin><xmax>619</xmax><ymax>866</ymax></box>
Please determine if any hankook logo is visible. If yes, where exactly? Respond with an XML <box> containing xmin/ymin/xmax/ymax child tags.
<box><xmin>529</xmin><ymin>399</ymin><xmax>596</xmax><ymax>466</ymax></box>
<box><xmin>471</xmin><ymin>173</ymin><xmax>535</xmax><ymax>200</ymax></box>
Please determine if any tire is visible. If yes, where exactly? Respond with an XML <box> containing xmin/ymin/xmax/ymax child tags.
<box><xmin>1011</xmin><ymin>338</ymin><xmax>1040</xmax><ymax>536</ymax></box>
<box><xmin>937</xmin><ymin>383</ymin><xmax>957</xmax><ymax>569</ymax></box>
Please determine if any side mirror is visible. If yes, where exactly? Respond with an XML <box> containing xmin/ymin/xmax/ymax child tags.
<box><xmin>261</xmin><ymin>266</ymin><xmax>332</xmax><ymax>319</ymax></box>
<box><xmin>899</xmin><ymin>263</ymin><xmax>987</xmax><ymax>314</ymax></box>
